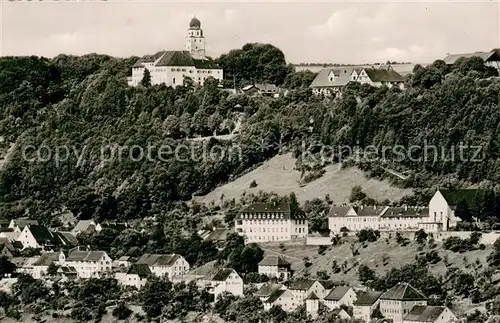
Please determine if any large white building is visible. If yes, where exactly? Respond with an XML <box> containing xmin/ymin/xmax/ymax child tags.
<box><xmin>135</xmin><ymin>253</ymin><xmax>190</xmax><ymax>279</ymax></box>
<box><xmin>128</xmin><ymin>17</ymin><xmax>223</xmax><ymax>87</ymax></box>
<box><xmin>328</xmin><ymin>189</ymin><xmax>464</xmax><ymax>234</ymax></box>
<box><xmin>234</xmin><ymin>202</ymin><xmax>308</xmax><ymax>243</ymax></box>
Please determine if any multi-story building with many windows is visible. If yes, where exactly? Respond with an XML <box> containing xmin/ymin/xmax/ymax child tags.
<box><xmin>234</xmin><ymin>202</ymin><xmax>308</xmax><ymax>243</ymax></box>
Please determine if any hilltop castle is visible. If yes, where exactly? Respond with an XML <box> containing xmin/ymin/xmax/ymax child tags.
<box><xmin>127</xmin><ymin>17</ymin><xmax>223</xmax><ymax>87</ymax></box>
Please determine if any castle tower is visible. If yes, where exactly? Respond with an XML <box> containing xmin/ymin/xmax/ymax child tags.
<box><xmin>185</xmin><ymin>16</ymin><xmax>206</xmax><ymax>58</ymax></box>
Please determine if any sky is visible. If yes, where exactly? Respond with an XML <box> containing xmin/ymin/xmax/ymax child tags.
<box><xmin>1</xmin><ymin>0</ymin><xmax>499</xmax><ymax>64</ymax></box>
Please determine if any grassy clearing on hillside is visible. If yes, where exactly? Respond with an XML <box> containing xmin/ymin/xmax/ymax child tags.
<box><xmin>261</xmin><ymin>239</ymin><xmax>493</xmax><ymax>285</ymax></box>
<box><xmin>196</xmin><ymin>153</ymin><xmax>412</xmax><ymax>205</ymax></box>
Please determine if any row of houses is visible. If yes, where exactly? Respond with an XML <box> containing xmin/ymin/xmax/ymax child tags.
<box><xmin>254</xmin><ymin>280</ymin><xmax>456</xmax><ymax>323</ymax></box>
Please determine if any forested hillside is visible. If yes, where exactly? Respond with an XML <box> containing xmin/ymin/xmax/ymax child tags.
<box><xmin>0</xmin><ymin>46</ymin><xmax>499</xmax><ymax>225</ymax></box>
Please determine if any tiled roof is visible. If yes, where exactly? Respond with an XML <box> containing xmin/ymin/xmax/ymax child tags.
<box><xmin>132</xmin><ymin>52</ymin><xmax>163</xmax><ymax>67</ymax></box>
<box><xmin>128</xmin><ymin>264</ymin><xmax>152</xmax><ymax>278</ymax></box>
<box><xmin>266</xmin><ymin>289</ymin><xmax>287</xmax><ymax>303</ymax></box>
<box><xmin>13</xmin><ymin>218</ymin><xmax>39</xmax><ymax>229</ymax></box>
<box><xmin>439</xmin><ymin>189</ymin><xmax>483</xmax><ymax>206</ymax></box>
<box><xmin>55</xmin><ymin>232</ymin><xmax>78</xmax><ymax>246</ymax></box>
<box><xmin>156</xmin><ymin>51</ymin><xmax>194</xmax><ymax>67</ymax></box>
<box><xmin>67</xmin><ymin>250</ymin><xmax>107</xmax><ymax>262</ymax></box>
<box><xmin>58</xmin><ymin>266</ymin><xmax>77</xmax><ymax>274</ymax></box>
<box><xmin>258</xmin><ymin>255</ymin><xmax>291</xmax><ymax>267</ymax></box>
<box><xmin>118</xmin><ymin>256</ymin><xmax>130</xmax><ymax>261</ymax></box>
<box><xmin>353</xmin><ymin>291</ymin><xmax>383</xmax><ymax>305</ymax></box>
<box><xmin>72</xmin><ymin>220</ymin><xmax>95</xmax><ymax>233</ymax></box>
<box><xmin>443</xmin><ymin>51</ymin><xmax>500</xmax><ymax>64</ymax></box>
<box><xmin>288</xmin><ymin>279</ymin><xmax>316</xmax><ymax>291</ymax></box>
<box><xmin>306</xmin><ymin>292</ymin><xmax>319</xmax><ymax>300</ymax></box>
<box><xmin>34</xmin><ymin>252</ymin><xmax>60</xmax><ymax>266</ymax></box>
<box><xmin>136</xmin><ymin>254</ymin><xmax>180</xmax><ymax>267</ymax></box>
<box><xmin>356</xmin><ymin>206</ymin><xmax>388</xmax><ymax>217</ymax></box>
<box><xmin>381</xmin><ymin>283</ymin><xmax>427</xmax><ymax>301</ymax></box>
<box><xmin>404</xmin><ymin>305</ymin><xmax>447</xmax><ymax>322</ymax></box>
<box><xmin>328</xmin><ymin>206</ymin><xmax>352</xmax><ymax>217</ymax></box>
<box><xmin>0</xmin><ymin>228</ymin><xmax>14</xmax><ymax>233</ymax></box>
<box><xmin>381</xmin><ymin>207</ymin><xmax>429</xmax><ymax>218</ymax></box>
<box><xmin>363</xmin><ymin>68</ymin><xmax>405</xmax><ymax>82</ymax></box>
<box><xmin>211</xmin><ymin>268</ymin><xmax>235</xmax><ymax>281</ymax></box>
<box><xmin>310</xmin><ymin>67</ymin><xmax>355</xmax><ymax>88</ymax></box>
<box><xmin>324</xmin><ymin>286</ymin><xmax>352</xmax><ymax>301</ymax></box>
<box><xmin>240</xmin><ymin>202</ymin><xmax>291</xmax><ymax>214</ymax></box>
<box><xmin>254</xmin><ymin>83</ymin><xmax>278</xmax><ymax>93</ymax></box>
<box><xmin>0</xmin><ymin>237</ymin><xmax>14</xmax><ymax>251</ymax></box>
<box><xmin>28</xmin><ymin>225</ymin><xmax>57</xmax><ymax>245</ymax></box>
<box><xmin>254</xmin><ymin>283</ymin><xmax>283</xmax><ymax>297</ymax></box>
<box><xmin>206</xmin><ymin>228</ymin><xmax>229</xmax><ymax>242</ymax></box>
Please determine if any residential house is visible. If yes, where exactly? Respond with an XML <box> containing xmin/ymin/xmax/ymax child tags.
<box><xmin>12</xmin><ymin>257</ymin><xmax>39</xmax><ymax>277</ymax></box>
<box><xmin>264</xmin><ymin>289</ymin><xmax>299</xmax><ymax>312</ymax></box>
<box><xmin>241</xmin><ymin>84</ymin><xmax>279</xmax><ymax>97</ymax></box>
<box><xmin>60</xmin><ymin>247</ymin><xmax>113</xmax><ymax>279</ymax></box>
<box><xmin>234</xmin><ymin>202</ymin><xmax>308</xmax><ymax>243</ymax></box>
<box><xmin>115</xmin><ymin>264</ymin><xmax>152</xmax><ymax>289</ymax></box>
<box><xmin>209</xmin><ymin>268</ymin><xmax>244</xmax><ymax>300</ymax></box>
<box><xmin>113</xmin><ymin>256</ymin><xmax>132</xmax><ymax>268</ymax></box>
<box><xmin>330</xmin><ymin>308</ymin><xmax>352</xmax><ymax>320</ymax></box>
<box><xmin>306</xmin><ymin>292</ymin><xmax>320</xmax><ymax>318</ymax></box>
<box><xmin>254</xmin><ymin>283</ymin><xmax>284</xmax><ymax>302</ymax></box>
<box><xmin>204</xmin><ymin>227</ymin><xmax>230</xmax><ymax>248</ymax></box>
<box><xmin>324</xmin><ymin>286</ymin><xmax>357</xmax><ymax>309</ymax></box>
<box><xmin>288</xmin><ymin>279</ymin><xmax>327</xmax><ymax>302</ymax></box>
<box><xmin>258</xmin><ymin>255</ymin><xmax>292</xmax><ymax>280</ymax></box>
<box><xmin>17</xmin><ymin>225</ymin><xmax>66</xmax><ymax>250</ymax></box>
<box><xmin>310</xmin><ymin>67</ymin><xmax>356</xmax><ymax>97</ymax></box>
<box><xmin>0</xmin><ymin>231</ymin><xmax>21</xmax><ymax>243</ymax></box>
<box><xmin>136</xmin><ymin>254</ymin><xmax>190</xmax><ymax>279</ymax></box>
<box><xmin>0</xmin><ymin>237</ymin><xmax>17</xmax><ymax>258</ymax></box>
<box><xmin>380</xmin><ymin>283</ymin><xmax>428</xmax><ymax>323</ymax></box>
<box><xmin>353</xmin><ymin>291</ymin><xmax>383</xmax><ymax>322</ymax></box>
<box><xmin>443</xmin><ymin>51</ymin><xmax>500</xmax><ymax>69</ymax></box>
<box><xmin>32</xmin><ymin>252</ymin><xmax>60</xmax><ymax>278</ymax></box>
<box><xmin>9</xmin><ymin>218</ymin><xmax>39</xmax><ymax>232</ymax></box>
<box><xmin>353</xmin><ymin>67</ymin><xmax>405</xmax><ymax>88</ymax></box>
<box><xmin>71</xmin><ymin>220</ymin><xmax>98</xmax><ymax>235</ymax></box>
<box><xmin>403</xmin><ymin>305</ymin><xmax>457</xmax><ymax>323</ymax></box>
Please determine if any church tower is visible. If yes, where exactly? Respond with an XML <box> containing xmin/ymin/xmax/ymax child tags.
<box><xmin>185</xmin><ymin>16</ymin><xmax>206</xmax><ymax>58</ymax></box>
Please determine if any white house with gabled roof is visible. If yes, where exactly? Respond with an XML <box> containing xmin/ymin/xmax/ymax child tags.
<box><xmin>209</xmin><ymin>268</ymin><xmax>244</xmax><ymax>300</ymax></box>
<box><xmin>136</xmin><ymin>253</ymin><xmax>189</xmax><ymax>279</ymax></box>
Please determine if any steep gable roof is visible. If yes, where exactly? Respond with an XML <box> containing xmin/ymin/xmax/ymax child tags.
<box><xmin>136</xmin><ymin>254</ymin><xmax>181</xmax><ymax>267</ymax></box>
<box><xmin>211</xmin><ymin>268</ymin><xmax>236</xmax><ymax>281</ymax></box>
<box><xmin>324</xmin><ymin>286</ymin><xmax>352</xmax><ymax>301</ymax></box>
<box><xmin>27</xmin><ymin>225</ymin><xmax>57</xmax><ymax>245</ymax></box>
<box><xmin>288</xmin><ymin>279</ymin><xmax>317</xmax><ymax>291</ymax></box>
<box><xmin>33</xmin><ymin>252</ymin><xmax>60</xmax><ymax>266</ymax></box>
<box><xmin>353</xmin><ymin>291</ymin><xmax>383</xmax><ymax>305</ymax></box>
<box><xmin>306</xmin><ymin>292</ymin><xmax>319</xmax><ymax>300</ymax></box>
<box><xmin>404</xmin><ymin>305</ymin><xmax>448</xmax><ymax>322</ymax></box>
<box><xmin>443</xmin><ymin>51</ymin><xmax>500</xmax><ymax>64</ymax></box>
<box><xmin>381</xmin><ymin>283</ymin><xmax>427</xmax><ymax>301</ymax></box>
<box><xmin>258</xmin><ymin>255</ymin><xmax>291</xmax><ymax>267</ymax></box>
<box><xmin>128</xmin><ymin>263</ymin><xmax>152</xmax><ymax>278</ymax></box>
<box><xmin>254</xmin><ymin>283</ymin><xmax>283</xmax><ymax>297</ymax></box>
<box><xmin>363</xmin><ymin>68</ymin><xmax>405</xmax><ymax>82</ymax></box>
<box><xmin>310</xmin><ymin>67</ymin><xmax>354</xmax><ymax>88</ymax></box>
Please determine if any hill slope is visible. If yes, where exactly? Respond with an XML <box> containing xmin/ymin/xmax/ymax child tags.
<box><xmin>196</xmin><ymin>153</ymin><xmax>411</xmax><ymax>204</ymax></box>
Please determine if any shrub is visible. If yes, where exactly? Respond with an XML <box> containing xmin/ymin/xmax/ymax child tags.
<box><xmin>112</xmin><ymin>302</ymin><xmax>132</xmax><ymax>320</ymax></box>
<box><xmin>318</xmin><ymin>245</ymin><xmax>328</xmax><ymax>255</ymax></box>
<box><xmin>357</xmin><ymin>228</ymin><xmax>380</xmax><ymax>243</ymax></box>
<box><xmin>249</xmin><ymin>180</ymin><xmax>257</xmax><ymax>188</ymax></box>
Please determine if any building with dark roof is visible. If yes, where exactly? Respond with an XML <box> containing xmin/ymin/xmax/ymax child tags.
<box><xmin>128</xmin><ymin>17</ymin><xmax>223</xmax><ymax>87</ymax></box>
<box><xmin>443</xmin><ymin>51</ymin><xmax>500</xmax><ymax>69</ymax></box>
<box><xmin>324</xmin><ymin>286</ymin><xmax>357</xmax><ymax>309</ymax></box>
<box><xmin>380</xmin><ymin>283</ymin><xmax>428</xmax><ymax>323</ymax></box>
<box><xmin>59</xmin><ymin>247</ymin><xmax>112</xmax><ymax>279</ymax></box>
<box><xmin>254</xmin><ymin>283</ymin><xmax>284</xmax><ymax>302</ymax></box>
<box><xmin>136</xmin><ymin>253</ymin><xmax>190</xmax><ymax>279</ymax></box>
<box><xmin>9</xmin><ymin>218</ymin><xmax>39</xmax><ymax>232</ymax></box>
<box><xmin>287</xmin><ymin>279</ymin><xmax>328</xmax><ymax>301</ymax></box>
<box><xmin>115</xmin><ymin>263</ymin><xmax>152</xmax><ymax>289</ymax></box>
<box><xmin>209</xmin><ymin>268</ymin><xmax>243</xmax><ymax>300</ymax></box>
<box><xmin>403</xmin><ymin>305</ymin><xmax>457</xmax><ymax>323</ymax></box>
<box><xmin>258</xmin><ymin>255</ymin><xmax>292</xmax><ymax>280</ymax></box>
<box><xmin>353</xmin><ymin>291</ymin><xmax>384</xmax><ymax>322</ymax></box>
<box><xmin>263</xmin><ymin>288</ymin><xmax>299</xmax><ymax>312</ymax></box>
<box><xmin>16</xmin><ymin>225</ymin><xmax>73</xmax><ymax>251</ymax></box>
<box><xmin>235</xmin><ymin>202</ymin><xmax>308</xmax><ymax>243</ymax></box>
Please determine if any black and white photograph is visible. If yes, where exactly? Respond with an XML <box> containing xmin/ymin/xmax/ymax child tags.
<box><xmin>0</xmin><ymin>0</ymin><xmax>499</xmax><ymax>322</ymax></box>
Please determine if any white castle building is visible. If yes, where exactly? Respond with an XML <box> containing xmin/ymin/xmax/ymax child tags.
<box><xmin>128</xmin><ymin>17</ymin><xmax>223</xmax><ymax>87</ymax></box>
<box><xmin>329</xmin><ymin>189</ymin><xmax>467</xmax><ymax>233</ymax></box>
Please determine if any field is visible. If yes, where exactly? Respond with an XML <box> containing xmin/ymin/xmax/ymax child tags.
<box><xmin>196</xmin><ymin>153</ymin><xmax>412</xmax><ymax>205</ymax></box>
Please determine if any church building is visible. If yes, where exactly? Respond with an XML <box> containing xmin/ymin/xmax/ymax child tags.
<box><xmin>128</xmin><ymin>17</ymin><xmax>223</xmax><ymax>87</ymax></box>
